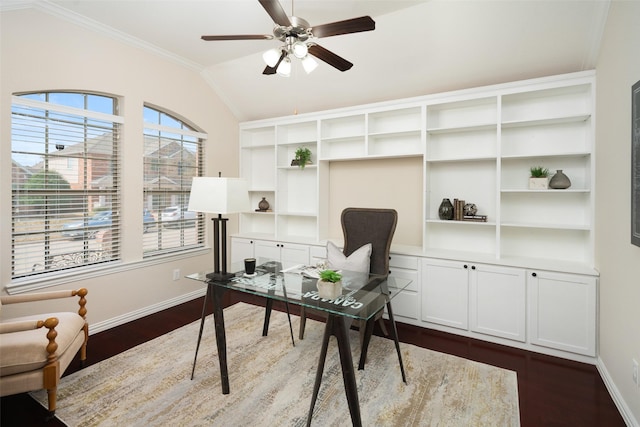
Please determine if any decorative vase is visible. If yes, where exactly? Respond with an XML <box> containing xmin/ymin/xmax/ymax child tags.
<box><xmin>317</xmin><ymin>279</ymin><xmax>342</xmax><ymax>299</ymax></box>
<box><xmin>549</xmin><ymin>170</ymin><xmax>571</xmax><ymax>189</ymax></box>
<box><xmin>438</xmin><ymin>198</ymin><xmax>454</xmax><ymax>220</ymax></box>
<box><xmin>258</xmin><ymin>197</ymin><xmax>270</xmax><ymax>211</ymax></box>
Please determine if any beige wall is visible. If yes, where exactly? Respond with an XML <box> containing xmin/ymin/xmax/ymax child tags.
<box><xmin>328</xmin><ymin>157</ymin><xmax>423</xmax><ymax>246</ymax></box>
<box><xmin>0</xmin><ymin>9</ymin><xmax>239</xmax><ymax>327</ymax></box>
<box><xmin>595</xmin><ymin>1</ymin><xmax>640</xmax><ymax>423</ymax></box>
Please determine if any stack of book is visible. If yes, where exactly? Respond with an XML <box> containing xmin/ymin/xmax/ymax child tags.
<box><xmin>453</xmin><ymin>198</ymin><xmax>487</xmax><ymax>222</ymax></box>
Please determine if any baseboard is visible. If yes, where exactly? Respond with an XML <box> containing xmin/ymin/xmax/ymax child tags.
<box><xmin>597</xmin><ymin>356</ymin><xmax>640</xmax><ymax>427</ymax></box>
<box><xmin>88</xmin><ymin>288</ymin><xmax>206</xmax><ymax>335</ymax></box>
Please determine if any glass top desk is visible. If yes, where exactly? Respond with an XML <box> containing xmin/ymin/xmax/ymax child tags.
<box><xmin>187</xmin><ymin>260</ymin><xmax>412</xmax><ymax>427</ymax></box>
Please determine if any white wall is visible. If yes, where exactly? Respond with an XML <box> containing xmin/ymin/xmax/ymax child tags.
<box><xmin>0</xmin><ymin>8</ymin><xmax>239</xmax><ymax>327</ymax></box>
<box><xmin>595</xmin><ymin>1</ymin><xmax>640</xmax><ymax>424</ymax></box>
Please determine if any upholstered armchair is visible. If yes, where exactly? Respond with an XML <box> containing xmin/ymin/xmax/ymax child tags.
<box><xmin>0</xmin><ymin>288</ymin><xmax>88</xmax><ymax>418</ymax></box>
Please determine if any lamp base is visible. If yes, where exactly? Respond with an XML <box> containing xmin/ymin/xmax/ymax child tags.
<box><xmin>206</xmin><ymin>271</ymin><xmax>236</xmax><ymax>282</ymax></box>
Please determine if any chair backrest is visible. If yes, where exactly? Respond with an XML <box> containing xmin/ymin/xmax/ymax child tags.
<box><xmin>341</xmin><ymin>207</ymin><xmax>397</xmax><ymax>276</ymax></box>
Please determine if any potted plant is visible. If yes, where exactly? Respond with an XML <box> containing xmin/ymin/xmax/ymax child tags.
<box><xmin>529</xmin><ymin>166</ymin><xmax>549</xmax><ymax>190</ymax></box>
<box><xmin>316</xmin><ymin>269</ymin><xmax>342</xmax><ymax>299</ymax></box>
<box><xmin>292</xmin><ymin>147</ymin><xmax>312</xmax><ymax>169</ymax></box>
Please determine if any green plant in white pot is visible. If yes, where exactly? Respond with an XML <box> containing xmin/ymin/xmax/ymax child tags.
<box><xmin>294</xmin><ymin>147</ymin><xmax>312</xmax><ymax>169</ymax></box>
<box><xmin>529</xmin><ymin>166</ymin><xmax>549</xmax><ymax>190</ymax></box>
<box><xmin>317</xmin><ymin>269</ymin><xmax>342</xmax><ymax>299</ymax></box>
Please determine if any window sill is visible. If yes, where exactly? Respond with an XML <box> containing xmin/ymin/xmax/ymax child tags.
<box><xmin>4</xmin><ymin>247</ymin><xmax>210</xmax><ymax>295</ymax></box>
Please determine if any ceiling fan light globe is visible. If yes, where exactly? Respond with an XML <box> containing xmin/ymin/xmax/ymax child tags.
<box><xmin>292</xmin><ymin>41</ymin><xmax>308</xmax><ymax>59</ymax></box>
<box><xmin>302</xmin><ymin>55</ymin><xmax>318</xmax><ymax>74</ymax></box>
<box><xmin>276</xmin><ymin>56</ymin><xmax>291</xmax><ymax>77</ymax></box>
<box><xmin>263</xmin><ymin>48</ymin><xmax>281</xmax><ymax>67</ymax></box>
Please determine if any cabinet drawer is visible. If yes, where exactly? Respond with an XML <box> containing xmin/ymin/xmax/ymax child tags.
<box><xmin>387</xmin><ymin>290</ymin><xmax>419</xmax><ymax>320</ymax></box>
<box><xmin>389</xmin><ymin>268</ymin><xmax>418</xmax><ymax>292</ymax></box>
<box><xmin>389</xmin><ymin>254</ymin><xmax>418</xmax><ymax>270</ymax></box>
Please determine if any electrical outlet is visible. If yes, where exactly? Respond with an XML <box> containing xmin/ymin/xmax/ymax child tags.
<box><xmin>172</xmin><ymin>269</ymin><xmax>180</xmax><ymax>281</ymax></box>
<box><xmin>633</xmin><ymin>359</ymin><xmax>639</xmax><ymax>388</ymax></box>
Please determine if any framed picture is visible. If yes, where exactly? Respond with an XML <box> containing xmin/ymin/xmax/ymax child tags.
<box><xmin>633</xmin><ymin>79</ymin><xmax>640</xmax><ymax>247</ymax></box>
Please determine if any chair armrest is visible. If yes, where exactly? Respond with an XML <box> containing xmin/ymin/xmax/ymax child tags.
<box><xmin>1</xmin><ymin>288</ymin><xmax>87</xmax><ymax>318</ymax></box>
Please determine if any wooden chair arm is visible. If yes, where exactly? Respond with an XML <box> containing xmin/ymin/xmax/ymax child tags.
<box><xmin>1</xmin><ymin>288</ymin><xmax>87</xmax><ymax>318</ymax></box>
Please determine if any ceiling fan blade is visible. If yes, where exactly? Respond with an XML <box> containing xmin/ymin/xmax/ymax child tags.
<box><xmin>201</xmin><ymin>35</ymin><xmax>273</xmax><ymax>41</ymax></box>
<box><xmin>308</xmin><ymin>44</ymin><xmax>353</xmax><ymax>72</ymax></box>
<box><xmin>312</xmin><ymin>16</ymin><xmax>375</xmax><ymax>38</ymax></box>
<box><xmin>259</xmin><ymin>0</ymin><xmax>291</xmax><ymax>27</ymax></box>
<box><xmin>262</xmin><ymin>51</ymin><xmax>287</xmax><ymax>75</ymax></box>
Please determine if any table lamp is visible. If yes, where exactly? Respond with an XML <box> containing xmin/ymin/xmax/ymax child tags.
<box><xmin>188</xmin><ymin>176</ymin><xmax>249</xmax><ymax>281</ymax></box>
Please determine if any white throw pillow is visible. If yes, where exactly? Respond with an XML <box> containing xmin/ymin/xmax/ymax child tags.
<box><xmin>326</xmin><ymin>241</ymin><xmax>371</xmax><ymax>273</ymax></box>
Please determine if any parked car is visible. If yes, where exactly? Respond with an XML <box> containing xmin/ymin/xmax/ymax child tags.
<box><xmin>62</xmin><ymin>210</ymin><xmax>156</xmax><ymax>239</ymax></box>
<box><xmin>161</xmin><ymin>205</ymin><xmax>197</xmax><ymax>227</ymax></box>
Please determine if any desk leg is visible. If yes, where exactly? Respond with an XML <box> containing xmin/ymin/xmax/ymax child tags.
<box><xmin>306</xmin><ymin>315</ymin><xmax>361</xmax><ymax>427</ymax></box>
<box><xmin>357</xmin><ymin>318</ymin><xmax>375</xmax><ymax>371</ymax></box>
<box><xmin>211</xmin><ymin>286</ymin><xmax>230</xmax><ymax>394</ymax></box>
<box><xmin>191</xmin><ymin>282</ymin><xmax>211</xmax><ymax>380</ymax></box>
<box><xmin>386</xmin><ymin>301</ymin><xmax>407</xmax><ymax>384</ymax></box>
<box><xmin>262</xmin><ymin>298</ymin><xmax>273</xmax><ymax>337</ymax></box>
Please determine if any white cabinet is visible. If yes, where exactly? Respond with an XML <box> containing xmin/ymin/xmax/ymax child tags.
<box><xmin>527</xmin><ymin>270</ymin><xmax>597</xmax><ymax>357</ymax></box>
<box><xmin>421</xmin><ymin>258</ymin><xmax>469</xmax><ymax>330</ymax></box>
<box><xmin>388</xmin><ymin>254</ymin><xmax>420</xmax><ymax>321</ymax></box>
<box><xmin>253</xmin><ymin>239</ymin><xmax>310</xmax><ymax>269</ymax></box>
<box><xmin>470</xmin><ymin>264</ymin><xmax>526</xmax><ymax>342</ymax></box>
<box><xmin>230</xmin><ymin>237</ymin><xmax>255</xmax><ymax>264</ymax></box>
<box><xmin>422</xmin><ymin>258</ymin><xmax>526</xmax><ymax>342</ymax></box>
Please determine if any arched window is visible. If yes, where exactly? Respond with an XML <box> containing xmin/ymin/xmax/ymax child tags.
<box><xmin>142</xmin><ymin>105</ymin><xmax>205</xmax><ymax>256</ymax></box>
<box><xmin>11</xmin><ymin>92</ymin><xmax>122</xmax><ymax>278</ymax></box>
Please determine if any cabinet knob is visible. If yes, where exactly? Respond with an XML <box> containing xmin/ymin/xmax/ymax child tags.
<box><xmin>532</xmin><ymin>272</ymin><xmax>537</xmax><ymax>277</ymax></box>
<box><xmin>471</xmin><ymin>265</ymin><xmax>476</xmax><ymax>270</ymax></box>
<box><xmin>464</xmin><ymin>264</ymin><xmax>468</xmax><ymax>269</ymax></box>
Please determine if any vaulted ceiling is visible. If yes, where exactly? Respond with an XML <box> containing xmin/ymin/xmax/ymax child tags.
<box><xmin>5</xmin><ymin>0</ymin><xmax>610</xmax><ymax>121</ymax></box>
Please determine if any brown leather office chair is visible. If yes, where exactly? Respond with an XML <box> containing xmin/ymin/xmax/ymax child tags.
<box><xmin>300</xmin><ymin>208</ymin><xmax>406</xmax><ymax>381</ymax></box>
<box><xmin>0</xmin><ymin>288</ymin><xmax>88</xmax><ymax>419</ymax></box>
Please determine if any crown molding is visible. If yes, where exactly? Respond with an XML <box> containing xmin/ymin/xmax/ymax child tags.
<box><xmin>3</xmin><ymin>0</ymin><xmax>204</xmax><ymax>73</ymax></box>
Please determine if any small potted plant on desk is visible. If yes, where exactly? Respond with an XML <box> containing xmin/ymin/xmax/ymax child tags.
<box><xmin>292</xmin><ymin>147</ymin><xmax>312</xmax><ymax>169</ymax></box>
<box><xmin>317</xmin><ymin>269</ymin><xmax>342</xmax><ymax>299</ymax></box>
<box><xmin>529</xmin><ymin>166</ymin><xmax>550</xmax><ymax>190</ymax></box>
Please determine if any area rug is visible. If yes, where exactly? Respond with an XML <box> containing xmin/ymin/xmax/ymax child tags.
<box><xmin>32</xmin><ymin>302</ymin><xmax>520</xmax><ymax>426</ymax></box>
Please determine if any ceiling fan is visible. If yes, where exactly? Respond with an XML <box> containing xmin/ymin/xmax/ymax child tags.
<box><xmin>201</xmin><ymin>0</ymin><xmax>375</xmax><ymax>76</ymax></box>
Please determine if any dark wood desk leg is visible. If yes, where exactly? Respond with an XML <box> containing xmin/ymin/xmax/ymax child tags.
<box><xmin>306</xmin><ymin>315</ymin><xmax>333</xmax><ymax>427</ymax></box>
<box><xmin>386</xmin><ymin>301</ymin><xmax>407</xmax><ymax>384</ymax></box>
<box><xmin>191</xmin><ymin>282</ymin><xmax>212</xmax><ymax>380</ymax></box>
<box><xmin>357</xmin><ymin>318</ymin><xmax>375</xmax><ymax>371</ymax></box>
<box><xmin>211</xmin><ymin>285</ymin><xmax>230</xmax><ymax>394</ymax></box>
<box><xmin>262</xmin><ymin>298</ymin><xmax>273</xmax><ymax>336</ymax></box>
<box><xmin>306</xmin><ymin>315</ymin><xmax>362</xmax><ymax>427</ymax></box>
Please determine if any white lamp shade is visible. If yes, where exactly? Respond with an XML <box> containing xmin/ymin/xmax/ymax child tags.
<box><xmin>302</xmin><ymin>55</ymin><xmax>318</xmax><ymax>74</ymax></box>
<box><xmin>276</xmin><ymin>56</ymin><xmax>291</xmax><ymax>76</ymax></box>
<box><xmin>292</xmin><ymin>41</ymin><xmax>308</xmax><ymax>59</ymax></box>
<box><xmin>262</xmin><ymin>48</ymin><xmax>281</xmax><ymax>67</ymax></box>
<box><xmin>188</xmin><ymin>177</ymin><xmax>250</xmax><ymax>214</ymax></box>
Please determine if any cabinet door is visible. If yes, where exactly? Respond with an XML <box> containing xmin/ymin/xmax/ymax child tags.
<box><xmin>421</xmin><ymin>258</ymin><xmax>469</xmax><ymax>330</ymax></box>
<box><xmin>231</xmin><ymin>237</ymin><xmax>254</xmax><ymax>265</ymax></box>
<box><xmin>528</xmin><ymin>270</ymin><xmax>596</xmax><ymax>356</ymax></box>
<box><xmin>279</xmin><ymin>242</ymin><xmax>310</xmax><ymax>268</ymax></box>
<box><xmin>254</xmin><ymin>240</ymin><xmax>281</xmax><ymax>262</ymax></box>
<box><xmin>253</xmin><ymin>239</ymin><xmax>310</xmax><ymax>270</ymax></box>
<box><xmin>470</xmin><ymin>264</ymin><xmax>526</xmax><ymax>341</ymax></box>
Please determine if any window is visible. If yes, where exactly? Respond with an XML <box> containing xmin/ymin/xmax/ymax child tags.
<box><xmin>142</xmin><ymin>105</ymin><xmax>205</xmax><ymax>256</ymax></box>
<box><xmin>11</xmin><ymin>92</ymin><xmax>122</xmax><ymax>278</ymax></box>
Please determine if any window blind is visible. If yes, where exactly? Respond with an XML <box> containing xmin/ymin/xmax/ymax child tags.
<box><xmin>142</xmin><ymin>106</ymin><xmax>206</xmax><ymax>257</ymax></box>
<box><xmin>11</xmin><ymin>95</ymin><xmax>122</xmax><ymax>278</ymax></box>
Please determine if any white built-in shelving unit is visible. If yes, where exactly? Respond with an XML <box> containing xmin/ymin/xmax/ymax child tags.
<box><xmin>235</xmin><ymin>71</ymin><xmax>598</xmax><ymax>362</ymax></box>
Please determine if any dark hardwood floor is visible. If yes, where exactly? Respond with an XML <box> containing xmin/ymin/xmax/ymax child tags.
<box><xmin>2</xmin><ymin>293</ymin><xmax>625</xmax><ymax>427</ymax></box>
